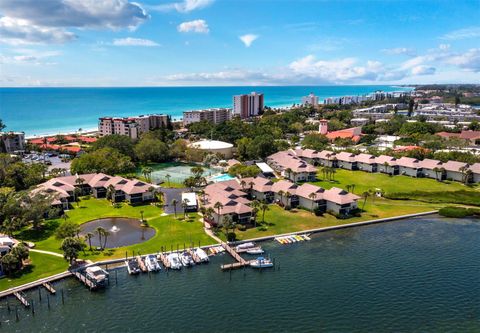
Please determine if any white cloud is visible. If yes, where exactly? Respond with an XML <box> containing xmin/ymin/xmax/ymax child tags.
<box><xmin>150</xmin><ymin>0</ymin><xmax>214</xmax><ymax>13</ymax></box>
<box><xmin>441</xmin><ymin>26</ymin><xmax>480</xmax><ymax>40</ymax></box>
<box><xmin>113</xmin><ymin>37</ymin><xmax>160</xmax><ymax>47</ymax></box>
<box><xmin>0</xmin><ymin>0</ymin><xmax>149</xmax><ymax>45</ymax></box>
<box><xmin>411</xmin><ymin>65</ymin><xmax>436</xmax><ymax>75</ymax></box>
<box><xmin>177</xmin><ymin>19</ymin><xmax>209</xmax><ymax>33</ymax></box>
<box><xmin>239</xmin><ymin>34</ymin><xmax>259</xmax><ymax>47</ymax></box>
<box><xmin>0</xmin><ymin>49</ymin><xmax>61</xmax><ymax>65</ymax></box>
<box><xmin>446</xmin><ymin>48</ymin><xmax>480</xmax><ymax>72</ymax></box>
<box><xmin>382</xmin><ymin>47</ymin><xmax>416</xmax><ymax>56</ymax></box>
<box><xmin>439</xmin><ymin>44</ymin><xmax>450</xmax><ymax>50</ymax></box>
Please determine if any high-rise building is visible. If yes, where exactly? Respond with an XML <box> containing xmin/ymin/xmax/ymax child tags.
<box><xmin>183</xmin><ymin>108</ymin><xmax>232</xmax><ymax>126</ymax></box>
<box><xmin>0</xmin><ymin>132</ymin><xmax>25</xmax><ymax>153</ymax></box>
<box><xmin>302</xmin><ymin>93</ymin><xmax>319</xmax><ymax>106</ymax></box>
<box><xmin>98</xmin><ymin>114</ymin><xmax>169</xmax><ymax>139</ymax></box>
<box><xmin>233</xmin><ymin>92</ymin><xmax>264</xmax><ymax>119</ymax></box>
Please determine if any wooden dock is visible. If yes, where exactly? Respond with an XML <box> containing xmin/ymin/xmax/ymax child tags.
<box><xmin>157</xmin><ymin>253</ymin><xmax>171</xmax><ymax>269</ymax></box>
<box><xmin>42</xmin><ymin>282</ymin><xmax>56</xmax><ymax>294</ymax></box>
<box><xmin>71</xmin><ymin>270</ymin><xmax>97</xmax><ymax>290</ymax></box>
<box><xmin>13</xmin><ymin>292</ymin><xmax>30</xmax><ymax>308</ymax></box>
<box><xmin>136</xmin><ymin>256</ymin><xmax>147</xmax><ymax>272</ymax></box>
<box><xmin>220</xmin><ymin>242</ymin><xmax>250</xmax><ymax>270</ymax></box>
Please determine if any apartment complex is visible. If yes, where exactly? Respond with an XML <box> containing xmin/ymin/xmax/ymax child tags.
<box><xmin>0</xmin><ymin>132</ymin><xmax>25</xmax><ymax>153</ymax></box>
<box><xmin>98</xmin><ymin>114</ymin><xmax>169</xmax><ymax>139</ymax></box>
<box><xmin>233</xmin><ymin>92</ymin><xmax>264</xmax><ymax>119</ymax></box>
<box><xmin>183</xmin><ymin>108</ymin><xmax>232</xmax><ymax>126</ymax></box>
<box><xmin>301</xmin><ymin>93</ymin><xmax>319</xmax><ymax>106</ymax></box>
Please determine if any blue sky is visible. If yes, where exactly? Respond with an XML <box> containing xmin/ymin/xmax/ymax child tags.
<box><xmin>0</xmin><ymin>0</ymin><xmax>479</xmax><ymax>86</ymax></box>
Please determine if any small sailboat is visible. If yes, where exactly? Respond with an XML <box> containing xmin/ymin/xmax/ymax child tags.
<box><xmin>145</xmin><ymin>254</ymin><xmax>161</xmax><ymax>272</ymax></box>
<box><xmin>246</xmin><ymin>247</ymin><xmax>264</xmax><ymax>255</ymax></box>
<box><xmin>250</xmin><ymin>257</ymin><xmax>274</xmax><ymax>269</ymax></box>
<box><xmin>125</xmin><ymin>259</ymin><xmax>141</xmax><ymax>275</ymax></box>
<box><xmin>167</xmin><ymin>253</ymin><xmax>182</xmax><ymax>270</ymax></box>
<box><xmin>180</xmin><ymin>251</ymin><xmax>195</xmax><ymax>266</ymax></box>
<box><xmin>194</xmin><ymin>248</ymin><xmax>209</xmax><ymax>263</ymax></box>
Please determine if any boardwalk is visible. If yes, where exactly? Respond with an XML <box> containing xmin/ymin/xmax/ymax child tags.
<box><xmin>42</xmin><ymin>282</ymin><xmax>56</xmax><ymax>294</ymax></box>
<box><xmin>13</xmin><ymin>292</ymin><xmax>30</xmax><ymax>308</ymax></box>
<box><xmin>220</xmin><ymin>242</ymin><xmax>250</xmax><ymax>270</ymax></box>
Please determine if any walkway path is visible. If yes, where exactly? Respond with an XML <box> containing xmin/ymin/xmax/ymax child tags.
<box><xmin>30</xmin><ymin>249</ymin><xmax>64</xmax><ymax>258</ymax></box>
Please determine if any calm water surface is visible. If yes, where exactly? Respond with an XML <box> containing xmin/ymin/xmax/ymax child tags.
<box><xmin>1</xmin><ymin>216</ymin><xmax>479</xmax><ymax>332</ymax></box>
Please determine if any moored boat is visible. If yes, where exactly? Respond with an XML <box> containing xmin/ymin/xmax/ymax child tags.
<box><xmin>250</xmin><ymin>257</ymin><xmax>274</xmax><ymax>269</ymax></box>
<box><xmin>246</xmin><ymin>247</ymin><xmax>264</xmax><ymax>255</ymax></box>
<box><xmin>145</xmin><ymin>254</ymin><xmax>162</xmax><ymax>272</ymax></box>
<box><xmin>85</xmin><ymin>266</ymin><xmax>109</xmax><ymax>286</ymax></box>
<box><xmin>167</xmin><ymin>253</ymin><xmax>182</xmax><ymax>270</ymax></box>
<box><xmin>235</xmin><ymin>242</ymin><xmax>255</xmax><ymax>251</ymax></box>
<box><xmin>194</xmin><ymin>247</ymin><xmax>209</xmax><ymax>263</ymax></box>
<box><xmin>180</xmin><ymin>251</ymin><xmax>195</xmax><ymax>266</ymax></box>
<box><xmin>125</xmin><ymin>259</ymin><xmax>141</xmax><ymax>275</ymax></box>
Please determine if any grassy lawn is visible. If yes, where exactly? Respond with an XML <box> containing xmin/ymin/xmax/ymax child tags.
<box><xmin>310</xmin><ymin>169</ymin><xmax>480</xmax><ymax>205</ymax></box>
<box><xmin>231</xmin><ymin>199</ymin><xmax>442</xmax><ymax>241</ymax></box>
<box><xmin>0</xmin><ymin>252</ymin><xmax>68</xmax><ymax>291</ymax></box>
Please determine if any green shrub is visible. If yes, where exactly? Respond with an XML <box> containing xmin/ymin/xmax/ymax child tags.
<box><xmin>237</xmin><ymin>224</ymin><xmax>247</xmax><ymax>231</ymax></box>
<box><xmin>439</xmin><ymin>207</ymin><xmax>471</xmax><ymax>218</ymax></box>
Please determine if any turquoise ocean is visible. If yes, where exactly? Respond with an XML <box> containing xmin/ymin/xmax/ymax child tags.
<box><xmin>0</xmin><ymin>86</ymin><xmax>411</xmax><ymax>137</ymax></box>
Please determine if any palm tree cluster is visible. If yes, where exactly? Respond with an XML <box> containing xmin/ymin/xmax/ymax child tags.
<box><xmin>320</xmin><ymin>166</ymin><xmax>337</xmax><ymax>181</ymax></box>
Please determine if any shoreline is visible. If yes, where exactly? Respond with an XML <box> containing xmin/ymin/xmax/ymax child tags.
<box><xmin>0</xmin><ymin>210</ymin><xmax>437</xmax><ymax>298</ymax></box>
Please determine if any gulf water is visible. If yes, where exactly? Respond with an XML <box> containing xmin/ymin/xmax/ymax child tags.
<box><xmin>1</xmin><ymin>216</ymin><xmax>479</xmax><ymax>332</ymax></box>
<box><xmin>0</xmin><ymin>86</ymin><xmax>410</xmax><ymax>136</ymax></box>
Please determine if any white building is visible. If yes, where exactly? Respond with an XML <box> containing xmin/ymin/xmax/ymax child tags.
<box><xmin>98</xmin><ymin>114</ymin><xmax>169</xmax><ymax>139</ymax></box>
<box><xmin>183</xmin><ymin>108</ymin><xmax>232</xmax><ymax>126</ymax></box>
<box><xmin>233</xmin><ymin>92</ymin><xmax>264</xmax><ymax>119</ymax></box>
<box><xmin>301</xmin><ymin>93</ymin><xmax>319</xmax><ymax>106</ymax></box>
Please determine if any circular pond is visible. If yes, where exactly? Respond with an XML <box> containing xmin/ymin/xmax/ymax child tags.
<box><xmin>80</xmin><ymin>217</ymin><xmax>155</xmax><ymax>248</ymax></box>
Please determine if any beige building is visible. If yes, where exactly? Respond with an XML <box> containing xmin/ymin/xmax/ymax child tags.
<box><xmin>98</xmin><ymin>114</ymin><xmax>169</xmax><ymax>139</ymax></box>
<box><xmin>0</xmin><ymin>132</ymin><xmax>25</xmax><ymax>153</ymax></box>
<box><xmin>183</xmin><ymin>108</ymin><xmax>232</xmax><ymax>126</ymax></box>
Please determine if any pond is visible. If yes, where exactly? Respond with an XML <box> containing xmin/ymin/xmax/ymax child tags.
<box><xmin>79</xmin><ymin>217</ymin><xmax>155</xmax><ymax>248</ymax></box>
<box><xmin>137</xmin><ymin>162</ymin><xmax>221</xmax><ymax>184</ymax></box>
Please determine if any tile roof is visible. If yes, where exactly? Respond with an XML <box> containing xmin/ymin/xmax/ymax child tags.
<box><xmin>355</xmin><ymin>153</ymin><xmax>376</xmax><ymax>164</ymax></box>
<box><xmin>396</xmin><ymin>156</ymin><xmax>420</xmax><ymax>169</ymax></box>
<box><xmin>442</xmin><ymin>161</ymin><xmax>469</xmax><ymax>172</ymax></box>
<box><xmin>418</xmin><ymin>159</ymin><xmax>442</xmax><ymax>170</ymax></box>
<box><xmin>323</xmin><ymin>187</ymin><xmax>360</xmax><ymax>205</ymax></box>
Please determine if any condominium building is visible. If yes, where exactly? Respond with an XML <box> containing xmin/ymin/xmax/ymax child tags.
<box><xmin>233</xmin><ymin>92</ymin><xmax>264</xmax><ymax>119</ymax></box>
<box><xmin>98</xmin><ymin>114</ymin><xmax>169</xmax><ymax>139</ymax></box>
<box><xmin>301</xmin><ymin>93</ymin><xmax>319</xmax><ymax>106</ymax></box>
<box><xmin>0</xmin><ymin>132</ymin><xmax>25</xmax><ymax>153</ymax></box>
<box><xmin>183</xmin><ymin>108</ymin><xmax>232</xmax><ymax>126</ymax></box>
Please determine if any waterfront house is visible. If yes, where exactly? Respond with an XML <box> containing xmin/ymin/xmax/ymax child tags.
<box><xmin>418</xmin><ymin>159</ymin><xmax>445</xmax><ymax>180</ymax></box>
<box><xmin>317</xmin><ymin>150</ymin><xmax>337</xmax><ymax>167</ymax></box>
<box><xmin>35</xmin><ymin>173</ymin><xmax>156</xmax><ymax>209</ymax></box>
<box><xmin>396</xmin><ymin>157</ymin><xmax>422</xmax><ymax>177</ymax></box>
<box><xmin>335</xmin><ymin>152</ymin><xmax>358</xmax><ymax>170</ymax></box>
<box><xmin>203</xmin><ymin>180</ymin><xmax>252</xmax><ymax>225</ymax></box>
<box><xmin>266</xmin><ymin>151</ymin><xmax>316</xmax><ymax>182</ymax></box>
<box><xmin>295</xmin><ymin>183</ymin><xmax>326</xmax><ymax>212</ymax></box>
<box><xmin>442</xmin><ymin>161</ymin><xmax>471</xmax><ymax>183</ymax></box>
<box><xmin>323</xmin><ymin>187</ymin><xmax>360</xmax><ymax>215</ymax></box>
<box><xmin>354</xmin><ymin>153</ymin><xmax>377</xmax><ymax>172</ymax></box>
<box><xmin>271</xmin><ymin>180</ymin><xmax>299</xmax><ymax>208</ymax></box>
<box><xmin>469</xmin><ymin>163</ymin><xmax>480</xmax><ymax>183</ymax></box>
<box><xmin>375</xmin><ymin>155</ymin><xmax>399</xmax><ymax>175</ymax></box>
<box><xmin>241</xmin><ymin>176</ymin><xmax>275</xmax><ymax>202</ymax></box>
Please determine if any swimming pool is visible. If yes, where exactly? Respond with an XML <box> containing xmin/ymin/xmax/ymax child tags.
<box><xmin>210</xmin><ymin>173</ymin><xmax>236</xmax><ymax>182</ymax></box>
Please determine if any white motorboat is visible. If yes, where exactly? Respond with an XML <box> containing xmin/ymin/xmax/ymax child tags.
<box><xmin>145</xmin><ymin>254</ymin><xmax>161</xmax><ymax>272</ymax></box>
<box><xmin>180</xmin><ymin>251</ymin><xmax>195</xmax><ymax>266</ymax></box>
<box><xmin>85</xmin><ymin>266</ymin><xmax>109</xmax><ymax>286</ymax></box>
<box><xmin>246</xmin><ymin>247</ymin><xmax>264</xmax><ymax>255</ymax></box>
<box><xmin>250</xmin><ymin>257</ymin><xmax>274</xmax><ymax>269</ymax></box>
<box><xmin>235</xmin><ymin>242</ymin><xmax>255</xmax><ymax>251</ymax></box>
<box><xmin>167</xmin><ymin>253</ymin><xmax>182</xmax><ymax>270</ymax></box>
<box><xmin>125</xmin><ymin>259</ymin><xmax>141</xmax><ymax>275</ymax></box>
<box><xmin>194</xmin><ymin>248</ymin><xmax>209</xmax><ymax>263</ymax></box>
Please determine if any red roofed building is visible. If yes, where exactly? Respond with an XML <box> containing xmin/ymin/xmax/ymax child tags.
<box><xmin>436</xmin><ymin>130</ymin><xmax>480</xmax><ymax>144</ymax></box>
<box><xmin>320</xmin><ymin>120</ymin><xmax>362</xmax><ymax>143</ymax></box>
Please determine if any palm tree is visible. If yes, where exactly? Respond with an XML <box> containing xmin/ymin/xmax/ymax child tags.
<box><xmin>250</xmin><ymin>200</ymin><xmax>260</xmax><ymax>225</ymax></box>
<box><xmin>308</xmin><ymin>192</ymin><xmax>317</xmax><ymax>214</ymax></box>
<box><xmin>165</xmin><ymin>173</ymin><xmax>171</xmax><ymax>187</ymax></box>
<box><xmin>73</xmin><ymin>187</ymin><xmax>81</xmax><ymax>207</ymax></box>
<box><xmin>285</xmin><ymin>168</ymin><xmax>293</xmax><ymax>181</ymax></box>
<box><xmin>181</xmin><ymin>198</ymin><xmax>189</xmax><ymax>219</ymax></box>
<box><xmin>248</xmin><ymin>181</ymin><xmax>255</xmax><ymax>198</ymax></box>
<box><xmin>285</xmin><ymin>191</ymin><xmax>292</xmax><ymax>209</ymax></box>
<box><xmin>277</xmin><ymin>190</ymin><xmax>285</xmax><ymax>206</ymax></box>
<box><xmin>106</xmin><ymin>184</ymin><xmax>116</xmax><ymax>205</ymax></box>
<box><xmin>459</xmin><ymin>166</ymin><xmax>472</xmax><ymax>184</ymax></box>
<box><xmin>222</xmin><ymin>214</ymin><xmax>233</xmax><ymax>240</ymax></box>
<box><xmin>102</xmin><ymin>231</ymin><xmax>110</xmax><ymax>249</ymax></box>
<box><xmin>383</xmin><ymin>162</ymin><xmax>390</xmax><ymax>175</ymax></box>
<box><xmin>142</xmin><ymin>167</ymin><xmax>153</xmax><ymax>182</ymax></box>
<box><xmin>260</xmin><ymin>201</ymin><xmax>269</xmax><ymax>224</ymax></box>
<box><xmin>171</xmin><ymin>199</ymin><xmax>178</xmax><ymax>218</ymax></box>
<box><xmin>240</xmin><ymin>180</ymin><xmax>247</xmax><ymax>191</ymax></box>
<box><xmin>85</xmin><ymin>232</ymin><xmax>94</xmax><ymax>251</ymax></box>
<box><xmin>213</xmin><ymin>201</ymin><xmax>223</xmax><ymax>224</ymax></box>
<box><xmin>330</xmin><ymin>168</ymin><xmax>336</xmax><ymax>181</ymax></box>
<box><xmin>433</xmin><ymin>167</ymin><xmax>440</xmax><ymax>181</ymax></box>
<box><xmin>205</xmin><ymin>207</ymin><xmax>215</xmax><ymax>223</ymax></box>
<box><xmin>319</xmin><ymin>166</ymin><xmax>326</xmax><ymax>180</ymax></box>
<box><xmin>361</xmin><ymin>191</ymin><xmax>370</xmax><ymax>210</ymax></box>
<box><xmin>95</xmin><ymin>226</ymin><xmax>105</xmax><ymax>249</ymax></box>
<box><xmin>75</xmin><ymin>177</ymin><xmax>85</xmax><ymax>194</ymax></box>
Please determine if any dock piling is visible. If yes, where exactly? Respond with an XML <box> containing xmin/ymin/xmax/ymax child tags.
<box><xmin>15</xmin><ymin>305</ymin><xmax>19</xmax><ymax>322</ymax></box>
<box><xmin>7</xmin><ymin>300</ymin><xmax>11</xmax><ymax>312</ymax></box>
<box><xmin>61</xmin><ymin>289</ymin><xmax>64</xmax><ymax>305</ymax></box>
<box><xmin>47</xmin><ymin>293</ymin><xmax>50</xmax><ymax>309</ymax></box>
<box><xmin>31</xmin><ymin>300</ymin><xmax>35</xmax><ymax>316</ymax></box>
<box><xmin>38</xmin><ymin>287</ymin><xmax>42</xmax><ymax>302</ymax></box>
<box><xmin>115</xmin><ymin>269</ymin><xmax>118</xmax><ymax>285</ymax></box>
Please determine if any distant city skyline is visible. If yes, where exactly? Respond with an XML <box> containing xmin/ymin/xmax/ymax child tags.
<box><xmin>0</xmin><ymin>0</ymin><xmax>479</xmax><ymax>87</ymax></box>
